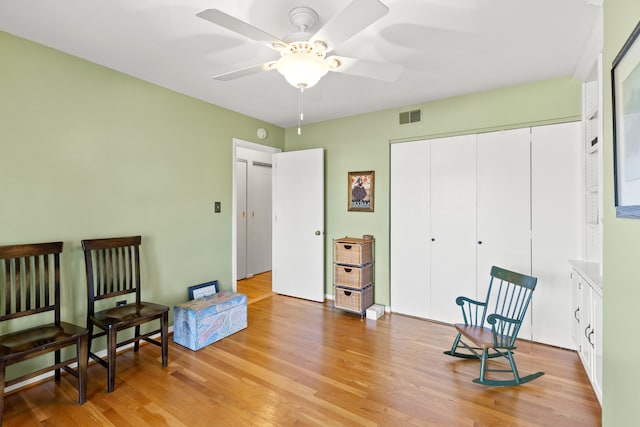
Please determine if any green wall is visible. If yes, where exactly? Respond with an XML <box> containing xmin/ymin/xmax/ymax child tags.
<box><xmin>284</xmin><ymin>77</ymin><xmax>581</xmax><ymax>305</ymax></box>
<box><xmin>603</xmin><ymin>1</ymin><xmax>640</xmax><ymax>425</ymax></box>
<box><xmin>0</xmin><ymin>30</ymin><xmax>283</xmax><ymax>376</ymax></box>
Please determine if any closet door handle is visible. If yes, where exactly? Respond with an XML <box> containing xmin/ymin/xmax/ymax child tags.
<box><xmin>477</xmin><ymin>241</ymin><xmax>483</xmax><ymax>245</ymax></box>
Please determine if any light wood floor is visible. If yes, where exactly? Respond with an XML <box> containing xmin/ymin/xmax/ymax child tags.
<box><xmin>2</xmin><ymin>272</ymin><xmax>601</xmax><ymax>426</ymax></box>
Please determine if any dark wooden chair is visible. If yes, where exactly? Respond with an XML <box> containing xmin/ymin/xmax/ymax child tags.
<box><xmin>444</xmin><ymin>266</ymin><xmax>544</xmax><ymax>386</ymax></box>
<box><xmin>0</xmin><ymin>242</ymin><xmax>88</xmax><ymax>421</ymax></box>
<box><xmin>81</xmin><ymin>236</ymin><xmax>168</xmax><ymax>392</ymax></box>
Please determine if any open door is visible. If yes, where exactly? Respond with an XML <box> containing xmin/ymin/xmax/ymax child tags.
<box><xmin>272</xmin><ymin>148</ymin><xmax>324</xmax><ymax>302</ymax></box>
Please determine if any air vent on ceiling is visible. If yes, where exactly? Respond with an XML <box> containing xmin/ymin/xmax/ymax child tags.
<box><xmin>399</xmin><ymin>109</ymin><xmax>421</xmax><ymax>125</ymax></box>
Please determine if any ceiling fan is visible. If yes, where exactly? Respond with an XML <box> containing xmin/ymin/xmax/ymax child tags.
<box><xmin>196</xmin><ymin>0</ymin><xmax>403</xmax><ymax>90</ymax></box>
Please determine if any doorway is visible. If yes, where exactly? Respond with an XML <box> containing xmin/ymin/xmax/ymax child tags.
<box><xmin>232</xmin><ymin>139</ymin><xmax>281</xmax><ymax>291</ymax></box>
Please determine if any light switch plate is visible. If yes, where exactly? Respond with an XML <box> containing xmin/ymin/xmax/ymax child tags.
<box><xmin>214</xmin><ymin>201</ymin><xmax>221</xmax><ymax>213</ymax></box>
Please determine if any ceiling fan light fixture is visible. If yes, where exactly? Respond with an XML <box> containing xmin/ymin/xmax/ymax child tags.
<box><xmin>275</xmin><ymin>50</ymin><xmax>329</xmax><ymax>89</ymax></box>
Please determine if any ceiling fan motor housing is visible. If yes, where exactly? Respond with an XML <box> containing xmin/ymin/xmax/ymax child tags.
<box><xmin>289</xmin><ymin>7</ymin><xmax>318</xmax><ymax>32</ymax></box>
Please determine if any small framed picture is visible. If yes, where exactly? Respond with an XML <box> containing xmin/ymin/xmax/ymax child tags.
<box><xmin>187</xmin><ymin>280</ymin><xmax>219</xmax><ymax>300</ymax></box>
<box><xmin>348</xmin><ymin>171</ymin><xmax>374</xmax><ymax>212</ymax></box>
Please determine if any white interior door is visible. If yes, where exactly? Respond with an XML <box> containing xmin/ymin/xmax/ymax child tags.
<box><xmin>236</xmin><ymin>160</ymin><xmax>248</xmax><ymax>279</ymax></box>
<box><xmin>430</xmin><ymin>134</ymin><xmax>477</xmax><ymax>324</ymax></box>
<box><xmin>272</xmin><ymin>148</ymin><xmax>324</xmax><ymax>302</ymax></box>
<box><xmin>390</xmin><ymin>140</ymin><xmax>430</xmax><ymax>318</ymax></box>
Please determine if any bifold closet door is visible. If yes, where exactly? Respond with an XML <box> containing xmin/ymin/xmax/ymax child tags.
<box><xmin>429</xmin><ymin>134</ymin><xmax>477</xmax><ymax>324</ymax></box>
<box><xmin>531</xmin><ymin>122</ymin><xmax>581</xmax><ymax>348</ymax></box>
<box><xmin>475</xmin><ymin>128</ymin><xmax>532</xmax><ymax>287</ymax></box>
<box><xmin>476</xmin><ymin>128</ymin><xmax>532</xmax><ymax>338</ymax></box>
<box><xmin>390</xmin><ymin>140</ymin><xmax>430</xmax><ymax>318</ymax></box>
<box><xmin>248</xmin><ymin>161</ymin><xmax>272</xmax><ymax>275</ymax></box>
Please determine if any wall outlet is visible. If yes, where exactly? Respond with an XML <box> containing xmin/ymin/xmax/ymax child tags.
<box><xmin>116</xmin><ymin>300</ymin><xmax>127</xmax><ymax>307</ymax></box>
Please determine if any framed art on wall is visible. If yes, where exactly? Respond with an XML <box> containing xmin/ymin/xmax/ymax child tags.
<box><xmin>612</xmin><ymin>20</ymin><xmax>640</xmax><ymax>218</ymax></box>
<box><xmin>348</xmin><ymin>171</ymin><xmax>374</xmax><ymax>212</ymax></box>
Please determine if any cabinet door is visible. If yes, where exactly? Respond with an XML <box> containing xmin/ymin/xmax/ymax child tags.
<box><xmin>430</xmin><ymin>134</ymin><xmax>477</xmax><ymax>324</ymax></box>
<box><xmin>570</xmin><ymin>269</ymin><xmax>582</xmax><ymax>350</ymax></box>
<box><xmin>531</xmin><ymin>122</ymin><xmax>581</xmax><ymax>348</ymax></box>
<box><xmin>580</xmin><ymin>283</ymin><xmax>593</xmax><ymax>373</ymax></box>
<box><xmin>390</xmin><ymin>140</ymin><xmax>430</xmax><ymax>318</ymax></box>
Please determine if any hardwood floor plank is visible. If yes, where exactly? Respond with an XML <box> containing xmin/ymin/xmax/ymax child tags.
<box><xmin>1</xmin><ymin>273</ymin><xmax>600</xmax><ymax>426</ymax></box>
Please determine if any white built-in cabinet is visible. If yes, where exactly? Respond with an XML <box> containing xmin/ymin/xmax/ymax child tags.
<box><xmin>568</xmin><ymin>53</ymin><xmax>603</xmax><ymax>405</ymax></box>
<box><xmin>390</xmin><ymin>122</ymin><xmax>580</xmax><ymax>348</ymax></box>
<box><xmin>570</xmin><ymin>262</ymin><xmax>603</xmax><ymax>404</ymax></box>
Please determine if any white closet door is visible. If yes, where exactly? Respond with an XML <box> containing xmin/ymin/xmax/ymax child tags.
<box><xmin>531</xmin><ymin>122</ymin><xmax>580</xmax><ymax>348</ymax></box>
<box><xmin>390</xmin><ymin>140</ymin><xmax>430</xmax><ymax>318</ymax></box>
<box><xmin>476</xmin><ymin>128</ymin><xmax>532</xmax><ymax>285</ymax></box>
<box><xmin>248</xmin><ymin>161</ymin><xmax>272</xmax><ymax>275</ymax></box>
<box><xmin>236</xmin><ymin>160</ymin><xmax>248</xmax><ymax>279</ymax></box>
<box><xmin>476</xmin><ymin>128</ymin><xmax>532</xmax><ymax>337</ymax></box>
<box><xmin>430</xmin><ymin>134</ymin><xmax>477</xmax><ymax>324</ymax></box>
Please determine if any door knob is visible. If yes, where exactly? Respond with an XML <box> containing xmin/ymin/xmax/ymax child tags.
<box><xmin>315</xmin><ymin>230</ymin><xmax>321</xmax><ymax>236</ymax></box>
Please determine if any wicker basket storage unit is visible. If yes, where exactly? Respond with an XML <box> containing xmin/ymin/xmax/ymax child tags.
<box><xmin>334</xmin><ymin>285</ymin><xmax>374</xmax><ymax>314</ymax></box>
<box><xmin>333</xmin><ymin>236</ymin><xmax>375</xmax><ymax>318</ymax></box>
<box><xmin>334</xmin><ymin>263</ymin><xmax>373</xmax><ymax>289</ymax></box>
<box><xmin>334</xmin><ymin>238</ymin><xmax>373</xmax><ymax>265</ymax></box>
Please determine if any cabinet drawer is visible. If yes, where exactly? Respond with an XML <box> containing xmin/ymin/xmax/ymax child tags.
<box><xmin>334</xmin><ymin>263</ymin><xmax>372</xmax><ymax>289</ymax></box>
<box><xmin>334</xmin><ymin>238</ymin><xmax>373</xmax><ymax>265</ymax></box>
<box><xmin>334</xmin><ymin>285</ymin><xmax>373</xmax><ymax>314</ymax></box>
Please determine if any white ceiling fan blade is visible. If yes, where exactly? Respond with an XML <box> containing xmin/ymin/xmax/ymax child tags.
<box><xmin>328</xmin><ymin>56</ymin><xmax>403</xmax><ymax>82</ymax></box>
<box><xmin>196</xmin><ymin>9</ymin><xmax>286</xmax><ymax>51</ymax></box>
<box><xmin>213</xmin><ymin>63</ymin><xmax>273</xmax><ymax>81</ymax></box>
<box><xmin>310</xmin><ymin>0</ymin><xmax>389</xmax><ymax>52</ymax></box>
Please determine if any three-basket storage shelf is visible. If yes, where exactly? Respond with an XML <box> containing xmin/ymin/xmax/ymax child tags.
<box><xmin>333</xmin><ymin>237</ymin><xmax>374</xmax><ymax>318</ymax></box>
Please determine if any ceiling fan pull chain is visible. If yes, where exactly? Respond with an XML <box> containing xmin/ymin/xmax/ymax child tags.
<box><xmin>298</xmin><ymin>86</ymin><xmax>304</xmax><ymax>135</ymax></box>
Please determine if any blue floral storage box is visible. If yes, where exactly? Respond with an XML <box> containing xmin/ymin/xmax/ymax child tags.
<box><xmin>173</xmin><ymin>292</ymin><xmax>247</xmax><ymax>351</ymax></box>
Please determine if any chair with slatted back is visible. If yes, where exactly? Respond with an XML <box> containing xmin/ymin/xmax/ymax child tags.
<box><xmin>81</xmin><ymin>236</ymin><xmax>168</xmax><ymax>393</ymax></box>
<box><xmin>0</xmin><ymin>242</ymin><xmax>88</xmax><ymax>421</ymax></box>
<box><xmin>444</xmin><ymin>266</ymin><xmax>544</xmax><ymax>386</ymax></box>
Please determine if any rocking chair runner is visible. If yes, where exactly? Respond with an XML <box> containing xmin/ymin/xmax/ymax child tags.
<box><xmin>444</xmin><ymin>266</ymin><xmax>544</xmax><ymax>386</ymax></box>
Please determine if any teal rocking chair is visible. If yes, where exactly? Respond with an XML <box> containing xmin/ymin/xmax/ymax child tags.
<box><xmin>444</xmin><ymin>266</ymin><xmax>544</xmax><ymax>386</ymax></box>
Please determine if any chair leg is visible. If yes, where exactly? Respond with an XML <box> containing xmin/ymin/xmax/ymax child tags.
<box><xmin>0</xmin><ymin>362</ymin><xmax>5</xmax><ymax>423</ymax></box>
<box><xmin>506</xmin><ymin>350</ymin><xmax>521</xmax><ymax>384</ymax></box>
<box><xmin>479</xmin><ymin>348</ymin><xmax>489</xmax><ymax>384</ymax></box>
<box><xmin>107</xmin><ymin>328</ymin><xmax>117</xmax><ymax>393</ymax></box>
<box><xmin>134</xmin><ymin>325</ymin><xmax>141</xmax><ymax>353</ymax></box>
<box><xmin>78</xmin><ymin>334</ymin><xmax>88</xmax><ymax>404</ymax></box>
<box><xmin>55</xmin><ymin>349</ymin><xmax>61</xmax><ymax>382</ymax></box>
<box><xmin>161</xmin><ymin>312</ymin><xmax>168</xmax><ymax>368</ymax></box>
<box><xmin>444</xmin><ymin>333</ymin><xmax>480</xmax><ymax>359</ymax></box>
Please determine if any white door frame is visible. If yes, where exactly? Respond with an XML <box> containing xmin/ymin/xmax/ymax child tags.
<box><xmin>232</xmin><ymin>138</ymin><xmax>281</xmax><ymax>291</ymax></box>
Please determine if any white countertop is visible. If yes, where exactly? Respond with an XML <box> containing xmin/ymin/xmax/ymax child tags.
<box><xmin>569</xmin><ymin>260</ymin><xmax>603</xmax><ymax>295</ymax></box>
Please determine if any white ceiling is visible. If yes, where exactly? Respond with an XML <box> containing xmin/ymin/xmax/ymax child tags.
<box><xmin>0</xmin><ymin>0</ymin><xmax>601</xmax><ymax>128</ymax></box>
